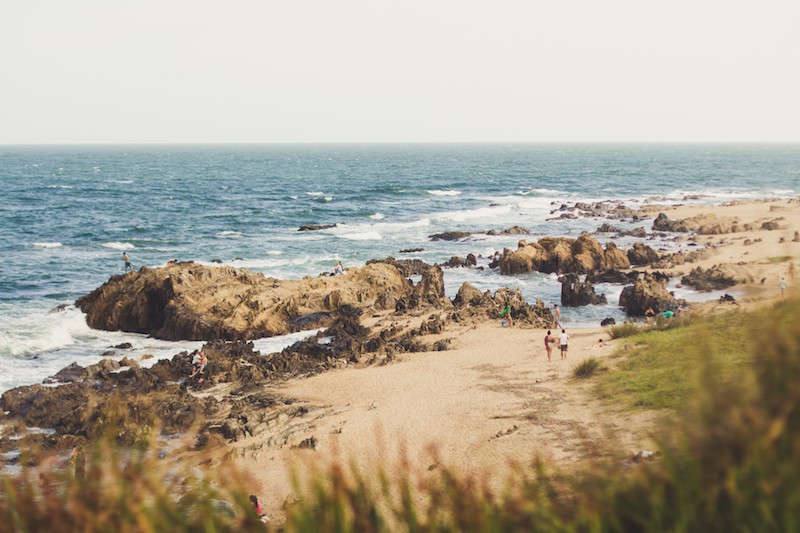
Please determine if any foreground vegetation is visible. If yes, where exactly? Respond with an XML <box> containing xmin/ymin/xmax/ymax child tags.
<box><xmin>0</xmin><ymin>299</ymin><xmax>797</xmax><ymax>531</ymax></box>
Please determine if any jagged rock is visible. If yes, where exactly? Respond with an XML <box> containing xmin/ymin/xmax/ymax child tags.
<box><xmin>559</xmin><ymin>273</ymin><xmax>607</xmax><ymax>307</ymax></box>
<box><xmin>600</xmin><ymin>317</ymin><xmax>616</xmax><ymax>326</ymax></box>
<box><xmin>623</xmin><ymin>227</ymin><xmax>648</xmax><ymax>238</ymax></box>
<box><xmin>466</xmin><ymin>253</ymin><xmax>477</xmax><ymax>266</ymax></box>
<box><xmin>499</xmin><ymin>234</ymin><xmax>630</xmax><ymax>275</ymax></box>
<box><xmin>681</xmin><ymin>265</ymin><xmax>751</xmax><ymax>291</ymax></box>
<box><xmin>453</xmin><ymin>282</ymin><xmax>484</xmax><ymax>307</ymax></box>
<box><xmin>444</xmin><ymin>256</ymin><xmax>468</xmax><ymax>268</ymax></box>
<box><xmin>428</xmin><ymin>231</ymin><xmax>471</xmax><ymax>241</ymax></box>
<box><xmin>395</xmin><ymin>266</ymin><xmax>452</xmax><ymax>311</ymax></box>
<box><xmin>75</xmin><ymin>263</ymin><xmax>423</xmax><ymax>341</ymax></box>
<box><xmin>619</xmin><ymin>273</ymin><xmax>684</xmax><ymax>316</ymax></box>
<box><xmin>113</xmin><ymin>342</ymin><xmax>133</xmax><ymax>350</ymax></box>
<box><xmin>627</xmin><ymin>242</ymin><xmax>661</xmax><ymax>266</ymax></box>
<box><xmin>760</xmin><ymin>221</ymin><xmax>780</xmax><ymax>230</ymax></box>
<box><xmin>720</xmin><ymin>293</ymin><xmax>737</xmax><ymax>303</ymax></box>
<box><xmin>367</xmin><ymin>257</ymin><xmax>432</xmax><ymax>277</ymax></box>
<box><xmin>587</xmin><ymin>269</ymin><xmax>639</xmax><ymax>284</ymax></box>
<box><xmin>399</xmin><ymin>248</ymin><xmax>424</xmax><ymax>253</ymax></box>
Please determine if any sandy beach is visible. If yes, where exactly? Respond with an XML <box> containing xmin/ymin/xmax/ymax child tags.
<box><xmin>222</xmin><ymin>197</ymin><xmax>798</xmax><ymax>522</ymax></box>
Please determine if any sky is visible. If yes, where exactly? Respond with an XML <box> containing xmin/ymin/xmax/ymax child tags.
<box><xmin>1</xmin><ymin>1</ymin><xmax>798</xmax><ymax>144</ymax></box>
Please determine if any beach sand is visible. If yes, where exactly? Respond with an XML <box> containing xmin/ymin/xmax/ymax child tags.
<box><xmin>227</xmin><ymin>198</ymin><xmax>799</xmax><ymax>521</ymax></box>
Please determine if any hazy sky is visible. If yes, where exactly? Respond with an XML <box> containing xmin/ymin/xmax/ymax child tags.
<box><xmin>2</xmin><ymin>1</ymin><xmax>798</xmax><ymax>143</ymax></box>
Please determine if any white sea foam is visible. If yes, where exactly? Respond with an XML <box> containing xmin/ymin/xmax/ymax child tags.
<box><xmin>337</xmin><ymin>230</ymin><xmax>383</xmax><ymax>241</ymax></box>
<box><xmin>427</xmin><ymin>189</ymin><xmax>461</xmax><ymax>196</ymax></box>
<box><xmin>48</xmin><ymin>185</ymin><xmax>73</xmax><ymax>189</ymax></box>
<box><xmin>519</xmin><ymin>187</ymin><xmax>561</xmax><ymax>196</ymax></box>
<box><xmin>252</xmin><ymin>329</ymin><xmax>323</xmax><ymax>355</ymax></box>
<box><xmin>305</xmin><ymin>191</ymin><xmax>324</xmax><ymax>196</ymax></box>
<box><xmin>433</xmin><ymin>204</ymin><xmax>513</xmax><ymax>223</ymax></box>
<box><xmin>112</xmin><ymin>179</ymin><xmax>134</xmax><ymax>184</ymax></box>
<box><xmin>32</xmin><ymin>242</ymin><xmax>62</xmax><ymax>249</ymax></box>
<box><xmin>102</xmin><ymin>242</ymin><xmax>135</xmax><ymax>250</ymax></box>
<box><xmin>369</xmin><ymin>213</ymin><xmax>385</xmax><ymax>220</ymax></box>
<box><xmin>217</xmin><ymin>230</ymin><xmax>242</xmax><ymax>238</ymax></box>
<box><xmin>266</xmin><ymin>250</ymin><xmax>284</xmax><ymax>255</ymax></box>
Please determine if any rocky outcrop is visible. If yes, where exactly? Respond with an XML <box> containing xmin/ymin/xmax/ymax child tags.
<box><xmin>499</xmin><ymin>234</ymin><xmax>631</xmax><ymax>275</ymax></box>
<box><xmin>559</xmin><ymin>273</ymin><xmax>607</xmax><ymax>307</ymax></box>
<box><xmin>627</xmin><ymin>242</ymin><xmax>661</xmax><ymax>266</ymax></box>
<box><xmin>486</xmin><ymin>226</ymin><xmax>530</xmax><ymax>236</ymax></box>
<box><xmin>552</xmin><ymin>201</ymin><xmax>638</xmax><ymax>220</ymax></box>
<box><xmin>681</xmin><ymin>265</ymin><xmax>753</xmax><ymax>291</ymax></box>
<box><xmin>652</xmin><ymin>213</ymin><xmax>753</xmax><ymax>234</ymax></box>
<box><xmin>367</xmin><ymin>257</ymin><xmax>432</xmax><ymax>277</ymax></box>
<box><xmin>395</xmin><ymin>266</ymin><xmax>452</xmax><ymax>311</ymax></box>
<box><xmin>618</xmin><ymin>273</ymin><xmax>684</xmax><ymax>316</ymax></box>
<box><xmin>429</xmin><ymin>231</ymin><xmax>472</xmax><ymax>241</ymax></box>
<box><xmin>76</xmin><ymin>263</ymin><xmax>423</xmax><ymax>341</ymax></box>
<box><xmin>450</xmin><ymin>284</ymin><xmax>552</xmax><ymax>328</ymax></box>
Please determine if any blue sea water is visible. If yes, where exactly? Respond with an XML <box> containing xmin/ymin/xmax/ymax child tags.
<box><xmin>1</xmin><ymin>144</ymin><xmax>798</xmax><ymax>392</ymax></box>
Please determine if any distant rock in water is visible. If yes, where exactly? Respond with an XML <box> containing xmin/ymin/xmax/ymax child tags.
<box><xmin>75</xmin><ymin>263</ymin><xmax>446</xmax><ymax>341</ymax></box>
<box><xmin>298</xmin><ymin>224</ymin><xmax>337</xmax><ymax>232</ymax></box>
<box><xmin>428</xmin><ymin>231</ymin><xmax>472</xmax><ymax>241</ymax></box>
<box><xmin>559</xmin><ymin>273</ymin><xmax>607</xmax><ymax>307</ymax></box>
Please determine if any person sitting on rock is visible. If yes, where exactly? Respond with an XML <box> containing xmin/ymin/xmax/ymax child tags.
<box><xmin>190</xmin><ymin>350</ymin><xmax>207</xmax><ymax>382</ymax></box>
<box><xmin>333</xmin><ymin>261</ymin><xmax>344</xmax><ymax>275</ymax></box>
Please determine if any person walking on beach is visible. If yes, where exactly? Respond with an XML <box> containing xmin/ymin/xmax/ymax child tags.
<box><xmin>122</xmin><ymin>252</ymin><xmax>132</xmax><ymax>272</ymax></box>
<box><xmin>552</xmin><ymin>304</ymin><xmax>562</xmax><ymax>329</ymax></box>
<box><xmin>780</xmin><ymin>277</ymin><xmax>788</xmax><ymax>298</ymax></box>
<box><xmin>544</xmin><ymin>330</ymin><xmax>555</xmax><ymax>361</ymax></box>
<box><xmin>559</xmin><ymin>329</ymin><xmax>570</xmax><ymax>360</ymax></box>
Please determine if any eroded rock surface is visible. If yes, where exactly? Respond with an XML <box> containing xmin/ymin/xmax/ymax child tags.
<box><xmin>76</xmin><ymin>263</ymin><xmax>420</xmax><ymax>341</ymax></box>
<box><xmin>499</xmin><ymin>234</ymin><xmax>630</xmax><ymax>275</ymax></box>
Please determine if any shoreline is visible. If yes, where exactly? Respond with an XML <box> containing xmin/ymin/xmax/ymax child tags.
<box><xmin>232</xmin><ymin>197</ymin><xmax>800</xmax><ymax>521</ymax></box>
<box><xmin>1</xmin><ymin>196</ymin><xmax>798</xmax><ymax>524</ymax></box>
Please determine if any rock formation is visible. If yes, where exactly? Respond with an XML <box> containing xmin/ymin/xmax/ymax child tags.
<box><xmin>618</xmin><ymin>272</ymin><xmax>684</xmax><ymax>316</ymax></box>
<box><xmin>499</xmin><ymin>234</ymin><xmax>630</xmax><ymax>275</ymax></box>
<box><xmin>559</xmin><ymin>273</ymin><xmax>607</xmax><ymax>307</ymax></box>
<box><xmin>76</xmin><ymin>262</ymin><xmax>439</xmax><ymax>341</ymax></box>
<box><xmin>627</xmin><ymin>242</ymin><xmax>661</xmax><ymax>266</ymax></box>
<box><xmin>652</xmin><ymin>213</ymin><xmax>753</xmax><ymax>234</ymax></box>
<box><xmin>681</xmin><ymin>265</ymin><xmax>753</xmax><ymax>291</ymax></box>
<box><xmin>450</xmin><ymin>283</ymin><xmax>552</xmax><ymax>328</ymax></box>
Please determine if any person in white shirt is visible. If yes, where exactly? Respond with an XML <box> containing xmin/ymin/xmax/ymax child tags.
<box><xmin>559</xmin><ymin>329</ymin><xmax>570</xmax><ymax>360</ymax></box>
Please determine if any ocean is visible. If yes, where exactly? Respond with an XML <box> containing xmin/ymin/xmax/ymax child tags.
<box><xmin>1</xmin><ymin>144</ymin><xmax>798</xmax><ymax>393</ymax></box>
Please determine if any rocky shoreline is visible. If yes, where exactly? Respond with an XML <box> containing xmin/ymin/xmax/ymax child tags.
<box><xmin>1</xmin><ymin>197</ymin><xmax>796</xmax><ymax>474</ymax></box>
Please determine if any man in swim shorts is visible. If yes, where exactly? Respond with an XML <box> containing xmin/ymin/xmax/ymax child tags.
<box><xmin>122</xmin><ymin>252</ymin><xmax>132</xmax><ymax>272</ymax></box>
<box><xmin>559</xmin><ymin>329</ymin><xmax>570</xmax><ymax>360</ymax></box>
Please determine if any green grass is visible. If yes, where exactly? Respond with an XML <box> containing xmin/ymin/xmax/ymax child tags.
<box><xmin>608</xmin><ymin>322</ymin><xmax>643</xmax><ymax>339</ymax></box>
<box><xmin>596</xmin><ymin>311</ymin><xmax>755</xmax><ymax>410</ymax></box>
<box><xmin>572</xmin><ymin>357</ymin><xmax>606</xmax><ymax>379</ymax></box>
<box><xmin>767</xmin><ymin>255</ymin><xmax>794</xmax><ymax>264</ymax></box>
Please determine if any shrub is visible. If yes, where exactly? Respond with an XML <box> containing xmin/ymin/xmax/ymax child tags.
<box><xmin>572</xmin><ymin>357</ymin><xmax>605</xmax><ymax>379</ymax></box>
<box><xmin>608</xmin><ymin>322</ymin><xmax>642</xmax><ymax>339</ymax></box>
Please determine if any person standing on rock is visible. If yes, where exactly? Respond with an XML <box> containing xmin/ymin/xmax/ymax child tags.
<box><xmin>544</xmin><ymin>330</ymin><xmax>555</xmax><ymax>361</ymax></box>
<box><xmin>122</xmin><ymin>252</ymin><xmax>132</xmax><ymax>273</ymax></box>
<box><xmin>559</xmin><ymin>329</ymin><xmax>570</xmax><ymax>360</ymax></box>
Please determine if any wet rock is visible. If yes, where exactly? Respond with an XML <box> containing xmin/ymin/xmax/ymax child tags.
<box><xmin>399</xmin><ymin>248</ymin><xmax>424</xmax><ymax>253</ymax></box>
<box><xmin>298</xmin><ymin>224</ymin><xmax>337</xmax><ymax>231</ymax></box>
<box><xmin>113</xmin><ymin>342</ymin><xmax>133</xmax><ymax>350</ymax></box>
<box><xmin>428</xmin><ymin>231</ymin><xmax>472</xmax><ymax>241</ymax></box>
<box><xmin>720</xmin><ymin>293</ymin><xmax>737</xmax><ymax>303</ymax></box>
<box><xmin>596</xmin><ymin>223</ymin><xmax>622</xmax><ymax>233</ymax></box>
<box><xmin>559</xmin><ymin>273</ymin><xmax>607</xmax><ymax>307</ymax></box>
<box><xmin>600</xmin><ymin>317</ymin><xmax>616</xmax><ymax>326</ymax></box>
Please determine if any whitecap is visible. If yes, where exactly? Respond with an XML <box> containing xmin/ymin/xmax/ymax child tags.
<box><xmin>266</xmin><ymin>250</ymin><xmax>284</xmax><ymax>255</ymax></box>
<box><xmin>112</xmin><ymin>179</ymin><xmax>134</xmax><ymax>185</ymax></box>
<box><xmin>47</xmin><ymin>185</ymin><xmax>73</xmax><ymax>189</ymax></box>
<box><xmin>32</xmin><ymin>242</ymin><xmax>62</xmax><ymax>249</ymax></box>
<box><xmin>427</xmin><ymin>189</ymin><xmax>461</xmax><ymax>197</ymax></box>
<box><xmin>369</xmin><ymin>213</ymin><xmax>385</xmax><ymax>220</ymax></box>
<box><xmin>217</xmin><ymin>231</ymin><xmax>242</xmax><ymax>238</ymax></box>
<box><xmin>305</xmin><ymin>191</ymin><xmax>324</xmax><ymax>196</ymax></box>
<box><xmin>338</xmin><ymin>231</ymin><xmax>383</xmax><ymax>241</ymax></box>
<box><xmin>102</xmin><ymin>242</ymin><xmax>135</xmax><ymax>250</ymax></box>
<box><xmin>433</xmin><ymin>204</ymin><xmax>512</xmax><ymax>223</ymax></box>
